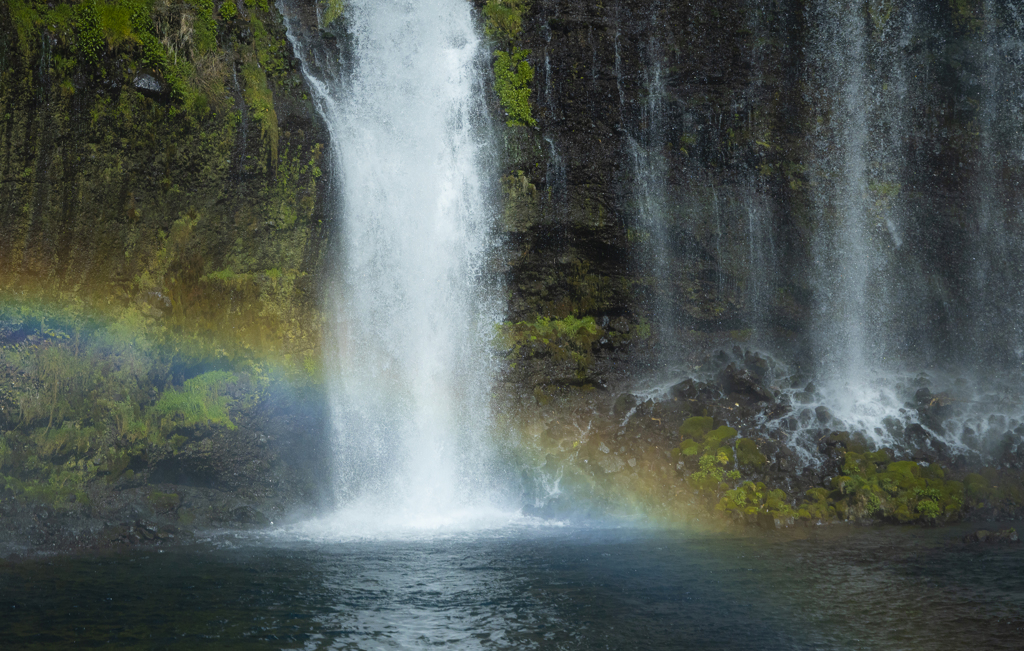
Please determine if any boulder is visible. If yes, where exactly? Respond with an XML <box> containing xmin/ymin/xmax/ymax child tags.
<box><xmin>719</xmin><ymin>362</ymin><xmax>774</xmax><ymax>403</ymax></box>
<box><xmin>904</xmin><ymin>423</ymin><xmax>952</xmax><ymax>465</ymax></box>
<box><xmin>132</xmin><ymin>70</ymin><xmax>168</xmax><ymax>98</ymax></box>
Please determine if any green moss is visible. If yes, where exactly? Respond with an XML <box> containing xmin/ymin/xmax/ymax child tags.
<box><xmin>677</xmin><ymin>439</ymin><xmax>700</xmax><ymax>457</ymax></box>
<box><xmin>32</xmin><ymin>422</ymin><xmax>100</xmax><ymax>458</ymax></box>
<box><xmin>319</xmin><ymin>0</ymin><xmax>343</xmax><ymax>28</ymax></box>
<box><xmin>800</xmin><ymin>487</ymin><xmax>835</xmax><ymax>521</ymax></box>
<box><xmin>241</xmin><ymin>61</ymin><xmax>279</xmax><ymax>170</ymax></box>
<box><xmin>7</xmin><ymin>0</ymin><xmax>42</xmax><ymax>62</ymax></box>
<box><xmin>691</xmin><ymin>451</ymin><xmax>729</xmax><ymax>489</ymax></box>
<box><xmin>493</xmin><ymin>47</ymin><xmax>536</xmax><ymax>127</ymax></box>
<box><xmin>965</xmin><ymin>473</ymin><xmax>990</xmax><ymax>499</ymax></box>
<box><xmin>887</xmin><ymin>460</ymin><xmax>921</xmax><ymax>481</ymax></box>
<box><xmin>74</xmin><ymin>1</ymin><xmax>106</xmax><ymax>66</ymax></box>
<box><xmin>703</xmin><ymin>426</ymin><xmax>738</xmax><ymax>450</ymax></box>
<box><xmin>219</xmin><ymin>0</ymin><xmax>238</xmax><ymax>21</ymax></box>
<box><xmin>497</xmin><ymin>315</ymin><xmax>602</xmax><ymax>379</ymax></box>
<box><xmin>679</xmin><ymin>416</ymin><xmax>714</xmax><ymax>440</ymax></box>
<box><xmin>814</xmin><ymin>450</ymin><xmax>968</xmax><ymax>523</ymax></box>
<box><xmin>736</xmin><ymin>438</ymin><xmax>767</xmax><ymax>468</ymax></box>
<box><xmin>95</xmin><ymin>0</ymin><xmax>138</xmax><ymax>49</ymax></box>
<box><xmin>717</xmin><ymin>481</ymin><xmax>797</xmax><ymax>519</ymax></box>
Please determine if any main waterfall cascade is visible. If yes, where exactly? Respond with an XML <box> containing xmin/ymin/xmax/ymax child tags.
<box><xmin>281</xmin><ymin>0</ymin><xmax>513</xmax><ymax>533</ymax></box>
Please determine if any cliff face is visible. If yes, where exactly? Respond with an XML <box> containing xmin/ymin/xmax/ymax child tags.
<box><xmin>495</xmin><ymin>0</ymin><xmax>1021</xmax><ymax>382</ymax></box>
<box><xmin>496</xmin><ymin>0</ymin><xmax>807</xmax><ymax>345</ymax></box>
<box><xmin>0</xmin><ymin>0</ymin><xmax>330</xmax><ymax>353</ymax></box>
<box><xmin>0</xmin><ymin>0</ymin><xmax>335</xmax><ymax>549</ymax></box>
<box><xmin>491</xmin><ymin>0</ymin><xmax>1024</xmax><ymax>527</ymax></box>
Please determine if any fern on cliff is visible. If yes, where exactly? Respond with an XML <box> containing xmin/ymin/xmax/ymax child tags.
<box><xmin>493</xmin><ymin>47</ymin><xmax>536</xmax><ymax>127</ymax></box>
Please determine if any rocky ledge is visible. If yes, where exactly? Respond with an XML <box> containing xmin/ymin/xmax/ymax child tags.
<box><xmin>510</xmin><ymin>346</ymin><xmax>1024</xmax><ymax>528</ymax></box>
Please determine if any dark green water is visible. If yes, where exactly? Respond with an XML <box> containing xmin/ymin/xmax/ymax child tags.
<box><xmin>1</xmin><ymin>522</ymin><xmax>1021</xmax><ymax>649</ymax></box>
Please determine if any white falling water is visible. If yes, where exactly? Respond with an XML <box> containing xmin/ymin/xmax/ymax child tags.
<box><xmin>809</xmin><ymin>1</ymin><xmax>872</xmax><ymax>382</ymax></box>
<box><xmin>282</xmin><ymin>0</ymin><xmax>511</xmax><ymax>536</ymax></box>
<box><xmin>971</xmin><ymin>0</ymin><xmax>1024</xmax><ymax>365</ymax></box>
<box><xmin>796</xmin><ymin>1</ymin><xmax>920</xmax><ymax>451</ymax></box>
<box><xmin>809</xmin><ymin>1</ymin><xmax>923</xmax><ymax>379</ymax></box>
<box><xmin>614</xmin><ymin>18</ymin><xmax>676</xmax><ymax>352</ymax></box>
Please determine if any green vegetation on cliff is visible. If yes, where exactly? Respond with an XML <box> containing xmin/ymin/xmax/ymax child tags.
<box><xmin>319</xmin><ymin>0</ymin><xmax>343</xmax><ymax>28</ymax></box>
<box><xmin>497</xmin><ymin>315</ymin><xmax>601</xmax><ymax>380</ymax></box>
<box><xmin>665</xmin><ymin>419</ymin><xmax>1014</xmax><ymax>526</ymax></box>
<box><xmin>483</xmin><ymin>0</ymin><xmax>535</xmax><ymax>127</ymax></box>
<box><xmin>483</xmin><ymin>0</ymin><xmax>528</xmax><ymax>43</ymax></box>
<box><xmin>493</xmin><ymin>47</ymin><xmax>536</xmax><ymax>127</ymax></box>
<box><xmin>0</xmin><ymin>0</ymin><xmax>330</xmax><ymax>518</ymax></box>
<box><xmin>0</xmin><ymin>298</ymin><xmax>321</xmax><ymax>509</ymax></box>
<box><xmin>0</xmin><ymin>0</ymin><xmax>328</xmax><ymax>361</ymax></box>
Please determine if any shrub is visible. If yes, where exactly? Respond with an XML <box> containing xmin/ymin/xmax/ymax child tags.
<box><xmin>493</xmin><ymin>47</ymin><xmax>536</xmax><ymax>127</ymax></box>
<box><xmin>152</xmin><ymin>370</ymin><xmax>237</xmax><ymax>430</ymax></box>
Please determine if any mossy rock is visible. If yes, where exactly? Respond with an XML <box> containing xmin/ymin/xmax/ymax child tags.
<box><xmin>716</xmin><ymin>445</ymin><xmax>736</xmax><ymax>466</ymax></box>
<box><xmin>866</xmin><ymin>449</ymin><xmax>891</xmax><ymax>464</ymax></box>
<box><xmin>736</xmin><ymin>438</ymin><xmax>767</xmax><ymax>468</ymax></box>
<box><xmin>677</xmin><ymin>439</ymin><xmax>701</xmax><ymax>456</ymax></box>
<box><xmin>964</xmin><ymin>473</ymin><xmax>991</xmax><ymax>500</ymax></box>
<box><xmin>703</xmin><ymin>426</ymin><xmax>738</xmax><ymax>449</ymax></box>
<box><xmin>887</xmin><ymin>460</ymin><xmax>922</xmax><ymax>481</ymax></box>
<box><xmin>806</xmin><ymin>487</ymin><xmax>830</xmax><ymax>501</ymax></box>
<box><xmin>679</xmin><ymin>416</ymin><xmax>714</xmax><ymax>441</ymax></box>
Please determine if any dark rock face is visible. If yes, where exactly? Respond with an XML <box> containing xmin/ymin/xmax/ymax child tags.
<box><xmin>497</xmin><ymin>0</ymin><xmax>808</xmax><ymax>342</ymax></box>
<box><xmin>0</xmin><ymin>0</ymin><xmax>332</xmax><ymax>355</ymax></box>
<box><xmin>496</xmin><ymin>0</ymin><xmax>1024</xmax><ymax>374</ymax></box>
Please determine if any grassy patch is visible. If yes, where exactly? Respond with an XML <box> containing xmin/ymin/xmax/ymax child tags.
<box><xmin>241</xmin><ymin>61</ymin><xmax>279</xmax><ymax>170</ymax></box>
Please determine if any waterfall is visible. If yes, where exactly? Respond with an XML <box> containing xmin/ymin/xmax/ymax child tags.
<box><xmin>768</xmin><ymin>1</ymin><xmax>916</xmax><ymax>452</ymax></box>
<box><xmin>971</xmin><ymin>0</ymin><xmax>1024</xmax><ymax>366</ymax></box>
<box><xmin>626</xmin><ymin>56</ymin><xmax>674</xmax><ymax>349</ymax></box>
<box><xmin>785</xmin><ymin>0</ymin><xmax>1024</xmax><ymax>456</ymax></box>
<box><xmin>615</xmin><ymin>11</ymin><xmax>678</xmax><ymax>357</ymax></box>
<box><xmin>281</xmin><ymin>0</ymin><xmax>507</xmax><ymax>531</ymax></box>
<box><xmin>809</xmin><ymin>1</ymin><xmax>889</xmax><ymax>381</ymax></box>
